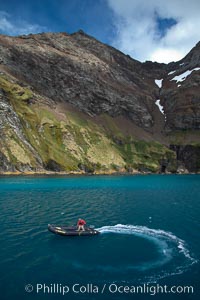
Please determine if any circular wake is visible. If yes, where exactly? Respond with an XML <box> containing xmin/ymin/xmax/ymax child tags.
<box><xmin>96</xmin><ymin>224</ymin><xmax>197</xmax><ymax>282</ymax></box>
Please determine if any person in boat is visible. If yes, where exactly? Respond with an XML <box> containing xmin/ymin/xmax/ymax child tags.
<box><xmin>77</xmin><ymin>218</ymin><xmax>86</xmax><ymax>231</ymax></box>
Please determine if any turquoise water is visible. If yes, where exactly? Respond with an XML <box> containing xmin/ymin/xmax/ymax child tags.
<box><xmin>0</xmin><ymin>174</ymin><xmax>199</xmax><ymax>300</ymax></box>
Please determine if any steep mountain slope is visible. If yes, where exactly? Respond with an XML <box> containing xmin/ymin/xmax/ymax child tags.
<box><xmin>160</xmin><ymin>41</ymin><xmax>200</xmax><ymax>131</ymax></box>
<box><xmin>0</xmin><ymin>31</ymin><xmax>199</xmax><ymax>174</ymax></box>
<box><xmin>0</xmin><ymin>31</ymin><xmax>159</xmax><ymax>128</ymax></box>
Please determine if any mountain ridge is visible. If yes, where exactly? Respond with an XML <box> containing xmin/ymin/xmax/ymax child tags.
<box><xmin>0</xmin><ymin>31</ymin><xmax>200</xmax><ymax>174</ymax></box>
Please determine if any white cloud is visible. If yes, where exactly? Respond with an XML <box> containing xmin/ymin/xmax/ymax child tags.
<box><xmin>151</xmin><ymin>48</ymin><xmax>183</xmax><ymax>63</ymax></box>
<box><xmin>0</xmin><ymin>11</ymin><xmax>47</xmax><ymax>36</ymax></box>
<box><xmin>107</xmin><ymin>0</ymin><xmax>200</xmax><ymax>63</ymax></box>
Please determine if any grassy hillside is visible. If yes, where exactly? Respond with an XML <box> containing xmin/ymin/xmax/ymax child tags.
<box><xmin>0</xmin><ymin>74</ymin><xmax>177</xmax><ymax>173</ymax></box>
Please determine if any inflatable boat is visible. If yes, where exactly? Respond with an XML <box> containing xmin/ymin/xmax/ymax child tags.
<box><xmin>48</xmin><ymin>224</ymin><xmax>100</xmax><ymax>236</ymax></box>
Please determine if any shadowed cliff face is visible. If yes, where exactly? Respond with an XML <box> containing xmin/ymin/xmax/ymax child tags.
<box><xmin>0</xmin><ymin>31</ymin><xmax>200</xmax><ymax>131</ymax></box>
<box><xmin>170</xmin><ymin>145</ymin><xmax>200</xmax><ymax>172</ymax></box>
<box><xmin>160</xmin><ymin>42</ymin><xmax>200</xmax><ymax>130</ymax></box>
<box><xmin>0</xmin><ymin>31</ymin><xmax>200</xmax><ymax>173</ymax></box>
<box><xmin>0</xmin><ymin>31</ymin><xmax>164</xmax><ymax>129</ymax></box>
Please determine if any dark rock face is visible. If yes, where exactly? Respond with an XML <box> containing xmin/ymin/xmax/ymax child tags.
<box><xmin>0</xmin><ymin>88</ymin><xmax>42</xmax><ymax>172</ymax></box>
<box><xmin>45</xmin><ymin>159</ymin><xmax>64</xmax><ymax>172</ymax></box>
<box><xmin>160</xmin><ymin>42</ymin><xmax>200</xmax><ymax>130</ymax></box>
<box><xmin>0</xmin><ymin>32</ymin><xmax>161</xmax><ymax>129</ymax></box>
<box><xmin>0</xmin><ymin>151</ymin><xmax>15</xmax><ymax>172</ymax></box>
<box><xmin>170</xmin><ymin>145</ymin><xmax>200</xmax><ymax>172</ymax></box>
<box><xmin>0</xmin><ymin>32</ymin><xmax>199</xmax><ymax>132</ymax></box>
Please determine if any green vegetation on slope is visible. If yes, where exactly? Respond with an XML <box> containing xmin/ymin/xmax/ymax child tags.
<box><xmin>0</xmin><ymin>74</ymin><xmax>177</xmax><ymax>173</ymax></box>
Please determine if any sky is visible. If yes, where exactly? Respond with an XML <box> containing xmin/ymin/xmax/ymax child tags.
<box><xmin>0</xmin><ymin>0</ymin><xmax>200</xmax><ymax>63</ymax></box>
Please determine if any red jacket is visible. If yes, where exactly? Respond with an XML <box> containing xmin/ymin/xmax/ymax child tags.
<box><xmin>77</xmin><ymin>219</ymin><xmax>86</xmax><ymax>226</ymax></box>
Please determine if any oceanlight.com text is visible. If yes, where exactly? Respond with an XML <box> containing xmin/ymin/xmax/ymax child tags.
<box><xmin>25</xmin><ymin>283</ymin><xmax>194</xmax><ymax>296</ymax></box>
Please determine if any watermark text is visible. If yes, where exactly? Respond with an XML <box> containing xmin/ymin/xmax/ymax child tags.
<box><xmin>24</xmin><ymin>283</ymin><xmax>194</xmax><ymax>296</ymax></box>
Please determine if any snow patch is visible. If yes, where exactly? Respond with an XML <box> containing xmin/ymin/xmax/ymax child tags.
<box><xmin>168</xmin><ymin>70</ymin><xmax>176</xmax><ymax>75</ymax></box>
<box><xmin>155</xmin><ymin>99</ymin><xmax>164</xmax><ymax>114</ymax></box>
<box><xmin>171</xmin><ymin>67</ymin><xmax>200</xmax><ymax>83</ymax></box>
<box><xmin>179</xmin><ymin>63</ymin><xmax>185</xmax><ymax>66</ymax></box>
<box><xmin>155</xmin><ymin>79</ymin><xmax>163</xmax><ymax>88</ymax></box>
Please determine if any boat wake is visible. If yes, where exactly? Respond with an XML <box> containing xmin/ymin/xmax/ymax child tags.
<box><xmin>96</xmin><ymin>224</ymin><xmax>197</xmax><ymax>282</ymax></box>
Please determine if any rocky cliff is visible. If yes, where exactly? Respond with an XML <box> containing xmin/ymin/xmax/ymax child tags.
<box><xmin>0</xmin><ymin>31</ymin><xmax>199</xmax><ymax>174</ymax></box>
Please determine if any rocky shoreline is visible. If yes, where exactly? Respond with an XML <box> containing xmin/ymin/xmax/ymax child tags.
<box><xmin>0</xmin><ymin>169</ymin><xmax>197</xmax><ymax>176</ymax></box>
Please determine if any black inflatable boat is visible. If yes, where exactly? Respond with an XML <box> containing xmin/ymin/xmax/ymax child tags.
<box><xmin>48</xmin><ymin>224</ymin><xmax>100</xmax><ymax>236</ymax></box>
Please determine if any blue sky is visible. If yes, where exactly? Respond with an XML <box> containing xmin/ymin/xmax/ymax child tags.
<box><xmin>0</xmin><ymin>0</ymin><xmax>200</xmax><ymax>63</ymax></box>
<box><xmin>0</xmin><ymin>0</ymin><xmax>116</xmax><ymax>44</ymax></box>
